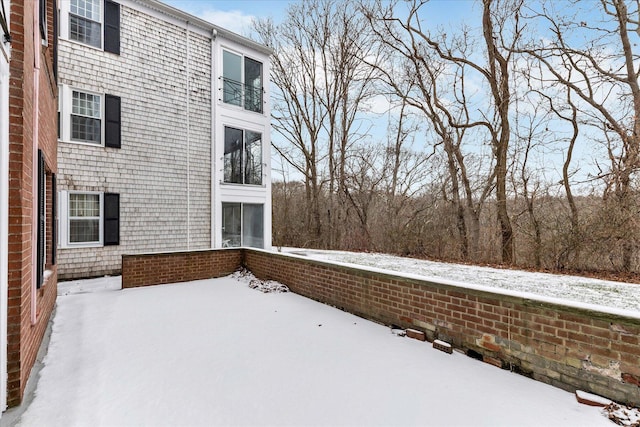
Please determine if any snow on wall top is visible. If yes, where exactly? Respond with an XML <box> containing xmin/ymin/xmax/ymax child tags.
<box><xmin>275</xmin><ymin>248</ymin><xmax>640</xmax><ymax>319</ymax></box>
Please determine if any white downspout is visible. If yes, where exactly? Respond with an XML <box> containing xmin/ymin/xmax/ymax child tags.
<box><xmin>210</xmin><ymin>28</ymin><xmax>216</xmax><ymax>248</ymax></box>
<box><xmin>185</xmin><ymin>22</ymin><xmax>190</xmax><ymax>250</ymax></box>
<box><xmin>31</xmin><ymin>0</ymin><xmax>41</xmax><ymax>325</ymax></box>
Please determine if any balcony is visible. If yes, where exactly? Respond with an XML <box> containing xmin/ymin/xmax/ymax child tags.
<box><xmin>221</xmin><ymin>77</ymin><xmax>263</xmax><ymax>114</ymax></box>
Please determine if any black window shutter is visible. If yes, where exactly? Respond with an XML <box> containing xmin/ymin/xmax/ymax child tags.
<box><xmin>104</xmin><ymin>0</ymin><xmax>120</xmax><ymax>55</ymax></box>
<box><xmin>103</xmin><ymin>193</ymin><xmax>120</xmax><ymax>246</ymax></box>
<box><xmin>51</xmin><ymin>174</ymin><xmax>57</xmax><ymax>265</ymax></box>
<box><xmin>37</xmin><ymin>150</ymin><xmax>45</xmax><ymax>288</ymax></box>
<box><xmin>104</xmin><ymin>94</ymin><xmax>121</xmax><ymax>148</ymax></box>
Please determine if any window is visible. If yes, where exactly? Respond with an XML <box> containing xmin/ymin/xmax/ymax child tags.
<box><xmin>224</xmin><ymin>126</ymin><xmax>262</xmax><ymax>185</ymax></box>
<box><xmin>71</xmin><ymin>90</ymin><xmax>101</xmax><ymax>144</ymax></box>
<box><xmin>222</xmin><ymin>50</ymin><xmax>263</xmax><ymax>113</ymax></box>
<box><xmin>0</xmin><ymin>0</ymin><xmax>9</xmax><ymax>44</ymax></box>
<box><xmin>61</xmin><ymin>86</ymin><xmax>121</xmax><ymax>147</ymax></box>
<box><xmin>60</xmin><ymin>191</ymin><xmax>119</xmax><ymax>246</ymax></box>
<box><xmin>66</xmin><ymin>0</ymin><xmax>120</xmax><ymax>54</ymax></box>
<box><xmin>39</xmin><ymin>0</ymin><xmax>48</xmax><ymax>43</ymax></box>
<box><xmin>35</xmin><ymin>150</ymin><xmax>57</xmax><ymax>288</ymax></box>
<box><xmin>222</xmin><ymin>203</ymin><xmax>263</xmax><ymax>248</ymax></box>
<box><xmin>69</xmin><ymin>0</ymin><xmax>101</xmax><ymax>48</ymax></box>
<box><xmin>69</xmin><ymin>193</ymin><xmax>100</xmax><ymax>243</ymax></box>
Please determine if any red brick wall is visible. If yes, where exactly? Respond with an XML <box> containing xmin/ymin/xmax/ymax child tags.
<box><xmin>118</xmin><ymin>247</ymin><xmax>640</xmax><ymax>405</ymax></box>
<box><xmin>7</xmin><ymin>0</ymin><xmax>58</xmax><ymax>407</ymax></box>
<box><xmin>244</xmin><ymin>250</ymin><xmax>640</xmax><ymax>406</ymax></box>
<box><xmin>122</xmin><ymin>249</ymin><xmax>243</xmax><ymax>288</ymax></box>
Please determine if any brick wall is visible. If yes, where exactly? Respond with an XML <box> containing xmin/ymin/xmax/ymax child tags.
<box><xmin>7</xmin><ymin>0</ymin><xmax>58</xmax><ymax>407</ymax></box>
<box><xmin>243</xmin><ymin>250</ymin><xmax>640</xmax><ymax>406</ymax></box>
<box><xmin>122</xmin><ymin>249</ymin><xmax>242</xmax><ymax>288</ymax></box>
<box><xmin>117</xmin><ymin>247</ymin><xmax>640</xmax><ymax>405</ymax></box>
<box><xmin>56</xmin><ymin>4</ymin><xmax>212</xmax><ymax>279</ymax></box>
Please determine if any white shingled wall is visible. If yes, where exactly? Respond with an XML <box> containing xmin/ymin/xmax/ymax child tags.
<box><xmin>57</xmin><ymin>4</ymin><xmax>212</xmax><ymax>279</ymax></box>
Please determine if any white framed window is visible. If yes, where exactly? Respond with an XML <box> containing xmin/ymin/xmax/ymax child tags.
<box><xmin>60</xmin><ymin>191</ymin><xmax>102</xmax><ymax>246</ymax></box>
<box><xmin>59</xmin><ymin>0</ymin><xmax>120</xmax><ymax>54</ymax></box>
<box><xmin>69</xmin><ymin>0</ymin><xmax>102</xmax><ymax>48</ymax></box>
<box><xmin>71</xmin><ymin>90</ymin><xmax>102</xmax><ymax>144</ymax></box>
<box><xmin>58</xmin><ymin>85</ymin><xmax>121</xmax><ymax>148</ymax></box>
<box><xmin>58</xmin><ymin>191</ymin><xmax>120</xmax><ymax>247</ymax></box>
<box><xmin>223</xmin><ymin>126</ymin><xmax>262</xmax><ymax>185</ymax></box>
<box><xmin>221</xmin><ymin>49</ymin><xmax>263</xmax><ymax>113</ymax></box>
<box><xmin>222</xmin><ymin>203</ymin><xmax>263</xmax><ymax>248</ymax></box>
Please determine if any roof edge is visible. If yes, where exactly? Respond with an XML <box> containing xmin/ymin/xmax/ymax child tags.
<box><xmin>132</xmin><ymin>0</ymin><xmax>273</xmax><ymax>55</ymax></box>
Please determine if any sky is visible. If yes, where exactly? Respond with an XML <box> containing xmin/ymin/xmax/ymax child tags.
<box><xmin>162</xmin><ymin>0</ymin><xmax>479</xmax><ymax>38</ymax></box>
<box><xmin>162</xmin><ymin>0</ymin><xmax>295</xmax><ymax>35</ymax></box>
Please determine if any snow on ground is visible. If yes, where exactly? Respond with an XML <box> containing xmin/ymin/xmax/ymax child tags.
<box><xmin>16</xmin><ymin>274</ymin><xmax>614</xmax><ymax>427</ymax></box>
<box><xmin>281</xmin><ymin>248</ymin><xmax>640</xmax><ymax>313</ymax></box>
<box><xmin>57</xmin><ymin>275</ymin><xmax>122</xmax><ymax>295</ymax></box>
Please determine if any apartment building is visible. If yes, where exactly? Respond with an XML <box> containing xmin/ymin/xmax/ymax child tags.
<box><xmin>2</xmin><ymin>0</ymin><xmax>59</xmax><ymax>409</ymax></box>
<box><xmin>56</xmin><ymin>0</ymin><xmax>272</xmax><ymax>279</ymax></box>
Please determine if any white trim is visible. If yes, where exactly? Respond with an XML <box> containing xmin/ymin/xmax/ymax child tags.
<box><xmin>62</xmin><ymin>0</ymin><xmax>104</xmax><ymax>50</ymax></box>
<box><xmin>59</xmin><ymin>85</ymin><xmax>107</xmax><ymax>147</ymax></box>
<box><xmin>212</xmin><ymin>37</ymin><xmax>271</xmax><ymax>250</ymax></box>
<box><xmin>57</xmin><ymin>190</ymin><xmax>67</xmax><ymax>248</ymax></box>
<box><xmin>221</xmin><ymin>125</ymin><xmax>264</xmax><ymax>187</ymax></box>
<box><xmin>219</xmin><ymin>46</ymin><xmax>265</xmax><ymax>115</ymax></box>
<box><xmin>185</xmin><ymin>22</ymin><xmax>191</xmax><ymax>250</ymax></box>
<box><xmin>211</xmin><ymin>28</ymin><xmax>217</xmax><ymax>249</ymax></box>
<box><xmin>59</xmin><ymin>191</ymin><xmax>104</xmax><ymax>248</ymax></box>
<box><xmin>0</xmin><ymin>28</ymin><xmax>10</xmax><ymax>413</ymax></box>
<box><xmin>221</xmin><ymin>202</ymin><xmax>265</xmax><ymax>249</ymax></box>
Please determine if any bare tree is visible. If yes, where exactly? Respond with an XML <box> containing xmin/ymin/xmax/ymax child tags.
<box><xmin>364</xmin><ymin>0</ymin><xmax>524</xmax><ymax>263</ymax></box>
<box><xmin>254</xmin><ymin>0</ymin><xmax>381</xmax><ymax>248</ymax></box>
<box><xmin>253</xmin><ymin>14</ymin><xmax>326</xmax><ymax>244</ymax></box>
<box><xmin>519</xmin><ymin>0</ymin><xmax>640</xmax><ymax>271</ymax></box>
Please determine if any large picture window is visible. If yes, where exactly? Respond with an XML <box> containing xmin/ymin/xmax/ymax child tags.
<box><xmin>222</xmin><ymin>203</ymin><xmax>263</xmax><ymax>249</ymax></box>
<box><xmin>224</xmin><ymin>126</ymin><xmax>262</xmax><ymax>185</ymax></box>
<box><xmin>222</xmin><ymin>50</ymin><xmax>263</xmax><ymax>113</ymax></box>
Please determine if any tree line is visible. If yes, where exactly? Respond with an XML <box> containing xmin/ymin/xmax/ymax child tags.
<box><xmin>253</xmin><ymin>0</ymin><xmax>640</xmax><ymax>274</ymax></box>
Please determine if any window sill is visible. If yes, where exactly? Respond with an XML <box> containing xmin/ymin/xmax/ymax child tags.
<box><xmin>59</xmin><ymin>139</ymin><xmax>104</xmax><ymax>148</ymax></box>
<box><xmin>62</xmin><ymin>243</ymin><xmax>103</xmax><ymax>249</ymax></box>
<box><xmin>60</xmin><ymin>37</ymin><xmax>104</xmax><ymax>53</ymax></box>
<box><xmin>220</xmin><ymin>182</ymin><xmax>266</xmax><ymax>189</ymax></box>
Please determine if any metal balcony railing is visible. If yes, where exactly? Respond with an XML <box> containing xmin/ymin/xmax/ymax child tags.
<box><xmin>222</xmin><ymin>77</ymin><xmax>263</xmax><ymax>114</ymax></box>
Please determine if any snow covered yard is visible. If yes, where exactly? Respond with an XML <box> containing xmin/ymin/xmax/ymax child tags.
<box><xmin>282</xmin><ymin>248</ymin><xmax>640</xmax><ymax>313</ymax></box>
<box><xmin>13</xmin><ymin>274</ymin><xmax>617</xmax><ymax>427</ymax></box>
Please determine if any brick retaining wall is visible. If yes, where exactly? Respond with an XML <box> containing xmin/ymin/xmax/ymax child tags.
<box><xmin>120</xmin><ymin>247</ymin><xmax>640</xmax><ymax>405</ymax></box>
<box><xmin>244</xmin><ymin>249</ymin><xmax>640</xmax><ymax>406</ymax></box>
<box><xmin>122</xmin><ymin>249</ymin><xmax>242</xmax><ymax>288</ymax></box>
